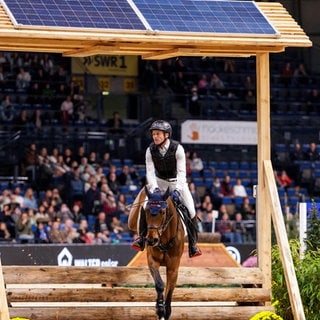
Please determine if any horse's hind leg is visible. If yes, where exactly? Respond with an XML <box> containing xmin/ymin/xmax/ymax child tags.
<box><xmin>149</xmin><ymin>266</ymin><xmax>166</xmax><ymax>320</ymax></box>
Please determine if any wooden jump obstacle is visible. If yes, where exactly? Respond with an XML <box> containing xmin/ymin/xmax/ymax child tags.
<box><xmin>1</xmin><ymin>265</ymin><xmax>273</xmax><ymax>320</ymax></box>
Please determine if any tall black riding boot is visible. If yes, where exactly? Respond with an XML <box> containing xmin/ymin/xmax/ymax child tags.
<box><xmin>131</xmin><ymin>209</ymin><xmax>147</xmax><ymax>251</ymax></box>
<box><xmin>187</xmin><ymin>216</ymin><xmax>202</xmax><ymax>258</ymax></box>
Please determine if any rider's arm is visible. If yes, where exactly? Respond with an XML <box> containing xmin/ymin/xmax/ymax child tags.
<box><xmin>175</xmin><ymin>144</ymin><xmax>187</xmax><ymax>192</ymax></box>
<box><xmin>145</xmin><ymin>147</ymin><xmax>159</xmax><ymax>192</ymax></box>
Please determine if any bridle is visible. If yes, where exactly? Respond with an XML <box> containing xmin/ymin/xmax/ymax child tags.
<box><xmin>145</xmin><ymin>200</ymin><xmax>179</xmax><ymax>252</ymax></box>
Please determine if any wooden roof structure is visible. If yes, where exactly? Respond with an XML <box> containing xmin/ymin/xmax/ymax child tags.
<box><xmin>0</xmin><ymin>2</ymin><xmax>311</xmax><ymax>59</ymax></box>
<box><xmin>0</xmin><ymin>1</ymin><xmax>312</xmax><ymax>319</ymax></box>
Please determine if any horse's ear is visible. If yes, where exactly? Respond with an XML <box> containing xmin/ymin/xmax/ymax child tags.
<box><xmin>163</xmin><ymin>187</ymin><xmax>170</xmax><ymax>200</ymax></box>
<box><xmin>144</xmin><ymin>186</ymin><xmax>151</xmax><ymax>198</ymax></box>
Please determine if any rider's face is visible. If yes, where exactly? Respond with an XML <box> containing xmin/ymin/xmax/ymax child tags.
<box><xmin>152</xmin><ymin>130</ymin><xmax>167</xmax><ymax>145</ymax></box>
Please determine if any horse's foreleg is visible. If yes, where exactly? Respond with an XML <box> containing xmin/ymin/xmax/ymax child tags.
<box><xmin>149</xmin><ymin>265</ymin><xmax>166</xmax><ymax>320</ymax></box>
<box><xmin>164</xmin><ymin>268</ymin><xmax>179</xmax><ymax>320</ymax></box>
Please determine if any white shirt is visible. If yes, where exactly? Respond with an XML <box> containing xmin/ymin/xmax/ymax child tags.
<box><xmin>145</xmin><ymin>139</ymin><xmax>186</xmax><ymax>192</ymax></box>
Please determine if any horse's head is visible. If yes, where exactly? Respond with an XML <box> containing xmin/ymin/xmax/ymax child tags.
<box><xmin>144</xmin><ymin>186</ymin><xmax>170</xmax><ymax>247</ymax></box>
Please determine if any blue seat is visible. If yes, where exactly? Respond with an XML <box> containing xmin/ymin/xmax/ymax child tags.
<box><xmin>229</xmin><ymin>162</ymin><xmax>239</xmax><ymax>170</ymax></box>
<box><xmin>240</xmin><ymin>162</ymin><xmax>250</xmax><ymax>170</ymax></box>
<box><xmin>222</xmin><ymin>196</ymin><xmax>233</xmax><ymax>204</ymax></box>
<box><xmin>218</xmin><ymin>162</ymin><xmax>229</xmax><ymax>170</ymax></box>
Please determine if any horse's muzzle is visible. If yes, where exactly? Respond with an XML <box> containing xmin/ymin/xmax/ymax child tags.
<box><xmin>147</xmin><ymin>237</ymin><xmax>159</xmax><ymax>247</ymax></box>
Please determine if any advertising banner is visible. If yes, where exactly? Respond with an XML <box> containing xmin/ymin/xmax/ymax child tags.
<box><xmin>181</xmin><ymin>120</ymin><xmax>257</xmax><ymax>145</ymax></box>
<box><xmin>0</xmin><ymin>243</ymin><xmax>255</xmax><ymax>266</ymax></box>
<box><xmin>72</xmin><ymin>55</ymin><xmax>138</xmax><ymax>76</ymax></box>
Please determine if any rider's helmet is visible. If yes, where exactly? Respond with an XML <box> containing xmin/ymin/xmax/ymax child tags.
<box><xmin>149</xmin><ymin>120</ymin><xmax>172</xmax><ymax>138</ymax></box>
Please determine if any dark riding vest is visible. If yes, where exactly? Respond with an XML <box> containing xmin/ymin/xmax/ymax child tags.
<box><xmin>150</xmin><ymin>140</ymin><xmax>179</xmax><ymax>180</ymax></box>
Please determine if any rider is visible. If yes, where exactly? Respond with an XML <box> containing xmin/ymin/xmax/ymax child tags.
<box><xmin>131</xmin><ymin>120</ymin><xmax>202</xmax><ymax>258</ymax></box>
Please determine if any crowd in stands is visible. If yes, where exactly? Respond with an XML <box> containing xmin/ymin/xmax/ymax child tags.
<box><xmin>0</xmin><ymin>50</ymin><xmax>320</xmax><ymax>246</ymax></box>
<box><xmin>0</xmin><ymin>143</ymin><xmax>262</xmax><ymax>245</ymax></box>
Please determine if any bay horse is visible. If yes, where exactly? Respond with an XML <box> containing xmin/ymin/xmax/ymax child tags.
<box><xmin>143</xmin><ymin>187</ymin><xmax>185</xmax><ymax>320</ymax></box>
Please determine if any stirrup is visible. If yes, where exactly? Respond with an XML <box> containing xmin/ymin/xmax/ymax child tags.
<box><xmin>189</xmin><ymin>246</ymin><xmax>202</xmax><ymax>258</ymax></box>
<box><xmin>131</xmin><ymin>237</ymin><xmax>145</xmax><ymax>251</ymax></box>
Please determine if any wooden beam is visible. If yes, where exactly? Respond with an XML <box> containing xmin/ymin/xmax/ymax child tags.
<box><xmin>6</xmin><ymin>286</ymin><xmax>270</xmax><ymax>303</ymax></box>
<box><xmin>9</xmin><ymin>305</ymin><xmax>275</xmax><ymax>320</ymax></box>
<box><xmin>264</xmin><ymin>160</ymin><xmax>306</xmax><ymax>320</ymax></box>
<box><xmin>0</xmin><ymin>259</ymin><xmax>10</xmax><ymax>320</ymax></box>
<box><xmin>63</xmin><ymin>45</ymin><xmax>120</xmax><ymax>57</ymax></box>
<box><xmin>2</xmin><ymin>266</ymin><xmax>265</xmax><ymax>286</ymax></box>
<box><xmin>256</xmin><ymin>52</ymin><xmax>272</xmax><ymax>295</ymax></box>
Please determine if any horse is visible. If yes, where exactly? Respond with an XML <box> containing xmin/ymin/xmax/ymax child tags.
<box><xmin>129</xmin><ymin>186</ymin><xmax>185</xmax><ymax>320</ymax></box>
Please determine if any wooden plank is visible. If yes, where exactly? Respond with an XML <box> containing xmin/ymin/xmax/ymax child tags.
<box><xmin>0</xmin><ymin>259</ymin><xmax>10</xmax><ymax>320</ymax></box>
<box><xmin>264</xmin><ymin>160</ymin><xmax>306</xmax><ymax>320</ymax></box>
<box><xmin>9</xmin><ymin>305</ymin><xmax>275</xmax><ymax>320</ymax></box>
<box><xmin>6</xmin><ymin>287</ymin><xmax>270</xmax><ymax>303</ymax></box>
<box><xmin>2</xmin><ymin>266</ymin><xmax>265</xmax><ymax>286</ymax></box>
<box><xmin>256</xmin><ymin>52</ymin><xmax>272</xmax><ymax>294</ymax></box>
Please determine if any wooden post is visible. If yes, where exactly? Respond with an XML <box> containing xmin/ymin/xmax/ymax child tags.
<box><xmin>0</xmin><ymin>258</ymin><xmax>10</xmax><ymax>320</ymax></box>
<box><xmin>256</xmin><ymin>52</ymin><xmax>272</xmax><ymax>293</ymax></box>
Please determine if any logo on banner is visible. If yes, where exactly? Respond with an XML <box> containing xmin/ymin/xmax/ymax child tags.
<box><xmin>226</xmin><ymin>246</ymin><xmax>241</xmax><ymax>264</ymax></box>
<box><xmin>57</xmin><ymin>247</ymin><xmax>119</xmax><ymax>267</ymax></box>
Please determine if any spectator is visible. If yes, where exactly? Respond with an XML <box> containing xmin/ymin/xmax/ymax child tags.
<box><xmin>190</xmin><ymin>151</ymin><xmax>204</xmax><ymax>175</ymax></box>
<box><xmin>0</xmin><ymin>204</ymin><xmax>16</xmax><ymax>240</ymax></box>
<box><xmin>49</xmin><ymin>219</ymin><xmax>66</xmax><ymax>243</ymax></box>
<box><xmin>33</xmin><ymin>220</ymin><xmax>50</xmax><ymax>243</ymax></box>
<box><xmin>290</xmin><ymin>142</ymin><xmax>305</xmax><ymax>162</ymax></box>
<box><xmin>116</xmin><ymin>193</ymin><xmax>130</xmax><ymax>216</ymax></box>
<box><xmin>232</xmin><ymin>212</ymin><xmax>246</xmax><ymax>243</ymax></box>
<box><xmin>57</xmin><ymin>203</ymin><xmax>74</xmax><ymax>223</ymax></box>
<box><xmin>106</xmin><ymin>111</ymin><xmax>124</xmax><ymax>133</ymax></box>
<box><xmin>60</xmin><ymin>95</ymin><xmax>74</xmax><ymax>127</ymax></box>
<box><xmin>217</xmin><ymin>212</ymin><xmax>235</xmax><ymax>243</ymax></box>
<box><xmin>239</xmin><ymin>197</ymin><xmax>256</xmax><ymax>242</ymax></box>
<box><xmin>94</xmin><ymin>211</ymin><xmax>111</xmax><ymax>243</ymax></box>
<box><xmin>280</xmin><ymin>62</ymin><xmax>293</xmax><ymax>87</ymax></box>
<box><xmin>83</xmin><ymin>180</ymin><xmax>101</xmax><ymax>217</ymax></box>
<box><xmin>110</xmin><ymin>216</ymin><xmax>125</xmax><ymax>238</ymax></box>
<box><xmin>0</xmin><ymin>221</ymin><xmax>12</xmax><ymax>242</ymax></box>
<box><xmin>201</xmin><ymin>194</ymin><xmax>213</xmax><ymax>212</ymax></box>
<box><xmin>209</xmin><ymin>73</ymin><xmax>225</xmax><ymax>96</ymax></box>
<box><xmin>67</xmin><ymin>167</ymin><xmax>85</xmax><ymax>206</ymax></box>
<box><xmin>34</xmin><ymin>205</ymin><xmax>50</xmax><ymax>224</ymax></box>
<box><xmin>304</xmin><ymin>142</ymin><xmax>319</xmax><ymax>161</ymax></box>
<box><xmin>233</xmin><ymin>178</ymin><xmax>248</xmax><ymax>198</ymax></box>
<box><xmin>16</xmin><ymin>67</ymin><xmax>31</xmax><ymax>90</ymax></box>
<box><xmin>76</xmin><ymin>219</ymin><xmax>95</xmax><ymax>244</ymax></box>
<box><xmin>101</xmin><ymin>152</ymin><xmax>112</xmax><ymax>169</ymax></box>
<box><xmin>71</xmin><ymin>202</ymin><xmax>85</xmax><ymax>224</ymax></box>
<box><xmin>22</xmin><ymin>143</ymin><xmax>39</xmax><ymax>182</ymax></box>
<box><xmin>23</xmin><ymin>187</ymin><xmax>38</xmax><ymax>211</ymax></box>
<box><xmin>117</xmin><ymin>165</ymin><xmax>138</xmax><ymax>192</ymax></box>
<box><xmin>107</xmin><ymin>171</ymin><xmax>120</xmax><ymax>195</ymax></box>
<box><xmin>189</xmin><ymin>181</ymin><xmax>201</xmax><ymax>210</ymax></box>
<box><xmin>16</xmin><ymin>211</ymin><xmax>35</xmax><ymax>243</ymax></box>
<box><xmin>306</xmin><ymin>88</ymin><xmax>320</xmax><ymax>114</ymax></box>
<box><xmin>197</xmin><ymin>73</ymin><xmax>208</xmax><ymax>95</ymax></box>
<box><xmin>293</xmin><ymin>63</ymin><xmax>309</xmax><ymax>86</ymax></box>
<box><xmin>0</xmin><ymin>95</ymin><xmax>16</xmax><ymax>123</ymax></box>
<box><xmin>277</xmin><ymin>170</ymin><xmax>293</xmax><ymax>189</ymax></box>
<box><xmin>221</xmin><ymin>175</ymin><xmax>234</xmax><ymax>198</ymax></box>
<box><xmin>188</xmin><ymin>85</ymin><xmax>201</xmax><ymax>117</ymax></box>
<box><xmin>208</xmin><ymin>177</ymin><xmax>223</xmax><ymax>209</ymax></box>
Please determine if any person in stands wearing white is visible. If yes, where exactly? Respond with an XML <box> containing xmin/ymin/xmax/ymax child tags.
<box><xmin>131</xmin><ymin>120</ymin><xmax>202</xmax><ymax>258</ymax></box>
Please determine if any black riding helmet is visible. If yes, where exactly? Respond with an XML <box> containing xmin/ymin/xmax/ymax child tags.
<box><xmin>149</xmin><ymin>120</ymin><xmax>172</xmax><ymax>138</ymax></box>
